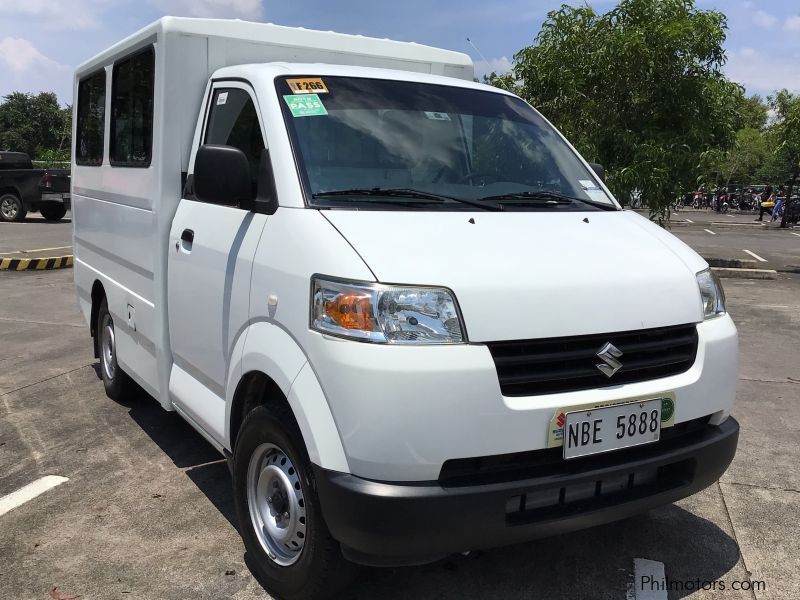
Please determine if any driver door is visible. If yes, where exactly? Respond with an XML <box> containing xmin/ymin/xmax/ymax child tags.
<box><xmin>167</xmin><ymin>81</ymin><xmax>269</xmax><ymax>443</ymax></box>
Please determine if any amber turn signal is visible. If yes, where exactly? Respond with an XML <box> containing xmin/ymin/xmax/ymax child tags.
<box><xmin>324</xmin><ymin>293</ymin><xmax>374</xmax><ymax>331</ymax></box>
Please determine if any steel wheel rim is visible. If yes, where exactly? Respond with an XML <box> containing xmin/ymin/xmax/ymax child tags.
<box><xmin>101</xmin><ymin>314</ymin><xmax>116</xmax><ymax>380</ymax></box>
<box><xmin>1</xmin><ymin>197</ymin><xmax>18</xmax><ymax>219</ymax></box>
<box><xmin>247</xmin><ymin>443</ymin><xmax>306</xmax><ymax>566</ymax></box>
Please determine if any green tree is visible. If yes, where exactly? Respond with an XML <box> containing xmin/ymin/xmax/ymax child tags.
<box><xmin>766</xmin><ymin>90</ymin><xmax>800</xmax><ymax>227</ymax></box>
<box><xmin>704</xmin><ymin>127</ymin><xmax>770</xmax><ymax>187</ymax></box>
<box><xmin>737</xmin><ymin>94</ymin><xmax>768</xmax><ymax>131</ymax></box>
<box><xmin>0</xmin><ymin>92</ymin><xmax>71</xmax><ymax>160</ymax></box>
<box><xmin>486</xmin><ymin>0</ymin><xmax>744</xmax><ymax>222</ymax></box>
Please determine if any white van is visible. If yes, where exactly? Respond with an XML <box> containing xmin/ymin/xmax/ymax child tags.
<box><xmin>72</xmin><ymin>17</ymin><xmax>739</xmax><ymax>599</ymax></box>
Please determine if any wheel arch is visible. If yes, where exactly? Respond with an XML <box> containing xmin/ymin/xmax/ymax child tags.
<box><xmin>0</xmin><ymin>186</ymin><xmax>22</xmax><ymax>198</ymax></box>
<box><xmin>226</xmin><ymin>322</ymin><xmax>349</xmax><ymax>474</ymax></box>
<box><xmin>90</xmin><ymin>280</ymin><xmax>107</xmax><ymax>358</ymax></box>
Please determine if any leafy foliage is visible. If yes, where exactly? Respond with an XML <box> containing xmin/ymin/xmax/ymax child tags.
<box><xmin>0</xmin><ymin>92</ymin><xmax>71</xmax><ymax>161</ymax></box>
<box><xmin>699</xmin><ymin>127</ymin><xmax>768</xmax><ymax>187</ymax></box>
<box><xmin>486</xmin><ymin>0</ymin><xmax>746</xmax><ymax>222</ymax></box>
<box><xmin>736</xmin><ymin>95</ymin><xmax>768</xmax><ymax>131</ymax></box>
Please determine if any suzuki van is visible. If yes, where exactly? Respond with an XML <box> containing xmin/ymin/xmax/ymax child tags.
<box><xmin>72</xmin><ymin>17</ymin><xmax>738</xmax><ymax>599</ymax></box>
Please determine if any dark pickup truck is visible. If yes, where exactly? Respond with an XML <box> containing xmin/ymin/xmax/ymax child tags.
<box><xmin>0</xmin><ymin>151</ymin><xmax>70</xmax><ymax>222</ymax></box>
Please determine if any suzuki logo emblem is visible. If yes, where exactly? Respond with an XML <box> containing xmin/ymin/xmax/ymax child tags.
<box><xmin>596</xmin><ymin>342</ymin><xmax>623</xmax><ymax>378</ymax></box>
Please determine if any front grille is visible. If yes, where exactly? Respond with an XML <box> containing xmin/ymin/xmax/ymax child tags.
<box><xmin>486</xmin><ymin>324</ymin><xmax>698</xmax><ymax>397</ymax></box>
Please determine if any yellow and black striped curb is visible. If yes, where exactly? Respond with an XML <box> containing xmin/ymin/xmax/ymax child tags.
<box><xmin>0</xmin><ymin>255</ymin><xmax>73</xmax><ymax>271</ymax></box>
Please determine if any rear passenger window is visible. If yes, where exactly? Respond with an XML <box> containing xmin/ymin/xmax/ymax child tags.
<box><xmin>75</xmin><ymin>70</ymin><xmax>106</xmax><ymax>166</ymax></box>
<box><xmin>110</xmin><ymin>47</ymin><xmax>154</xmax><ymax>166</ymax></box>
<box><xmin>204</xmin><ymin>88</ymin><xmax>265</xmax><ymax>175</ymax></box>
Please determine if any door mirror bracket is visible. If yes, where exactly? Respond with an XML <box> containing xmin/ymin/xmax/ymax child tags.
<box><xmin>253</xmin><ymin>150</ymin><xmax>279</xmax><ymax>215</ymax></box>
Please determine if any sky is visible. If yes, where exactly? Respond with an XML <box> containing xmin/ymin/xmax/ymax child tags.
<box><xmin>0</xmin><ymin>0</ymin><xmax>798</xmax><ymax>105</ymax></box>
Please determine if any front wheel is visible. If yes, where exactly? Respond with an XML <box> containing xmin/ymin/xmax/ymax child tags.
<box><xmin>233</xmin><ymin>407</ymin><xmax>355</xmax><ymax>600</ymax></box>
<box><xmin>0</xmin><ymin>193</ymin><xmax>26</xmax><ymax>222</ymax></box>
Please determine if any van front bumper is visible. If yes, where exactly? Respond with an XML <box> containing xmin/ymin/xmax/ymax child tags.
<box><xmin>314</xmin><ymin>417</ymin><xmax>738</xmax><ymax>566</ymax></box>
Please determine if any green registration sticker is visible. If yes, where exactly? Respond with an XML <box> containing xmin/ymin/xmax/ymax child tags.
<box><xmin>283</xmin><ymin>94</ymin><xmax>328</xmax><ymax>117</ymax></box>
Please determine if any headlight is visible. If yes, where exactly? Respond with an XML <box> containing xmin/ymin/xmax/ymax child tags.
<box><xmin>311</xmin><ymin>277</ymin><xmax>465</xmax><ymax>344</ymax></box>
<box><xmin>696</xmin><ymin>269</ymin><xmax>726</xmax><ymax>319</ymax></box>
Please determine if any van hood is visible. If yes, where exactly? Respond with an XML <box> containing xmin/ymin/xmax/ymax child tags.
<box><xmin>322</xmin><ymin>209</ymin><xmax>707</xmax><ymax>342</ymax></box>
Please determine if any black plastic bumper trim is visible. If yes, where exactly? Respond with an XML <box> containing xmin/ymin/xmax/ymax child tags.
<box><xmin>313</xmin><ymin>417</ymin><xmax>738</xmax><ymax>566</ymax></box>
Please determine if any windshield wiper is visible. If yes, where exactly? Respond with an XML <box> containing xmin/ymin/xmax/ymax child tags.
<box><xmin>479</xmin><ymin>190</ymin><xmax>574</xmax><ymax>204</ymax></box>
<box><xmin>312</xmin><ymin>187</ymin><xmax>504</xmax><ymax>211</ymax></box>
<box><xmin>479</xmin><ymin>190</ymin><xmax>615</xmax><ymax>210</ymax></box>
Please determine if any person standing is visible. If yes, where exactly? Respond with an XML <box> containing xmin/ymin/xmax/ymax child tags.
<box><xmin>771</xmin><ymin>186</ymin><xmax>787</xmax><ymax>222</ymax></box>
<box><xmin>755</xmin><ymin>185</ymin><xmax>774</xmax><ymax>221</ymax></box>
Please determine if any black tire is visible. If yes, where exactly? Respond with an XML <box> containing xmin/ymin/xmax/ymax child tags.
<box><xmin>95</xmin><ymin>298</ymin><xmax>134</xmax><ymax>401</ymax></box>
<box><xmin>0</xmin><ymin>192</ymin><xmax>26</xmax><ymax>222</ymax></box>
<box><xmin>233</xmin><ymin>406</ymin><xmax>355</xmax><ymax>600</ymax></box>
<box><xmin>40</xmin><ymin>203</ymin><xmax>67</xmax><ymax>221</ymax></box>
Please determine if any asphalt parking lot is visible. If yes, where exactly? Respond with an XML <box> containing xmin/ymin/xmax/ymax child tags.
<box><xmin>1</xmin><ymin>215</ymin><xmax>799</xmax><ymax>600</ymax></box>
<box><xmin>663</xmin><ymin>209</ymin><xmax>800</xmax><ymax>272</ymax></box>
<box><xmin>0</xmin><ymin>211</ymin><xmax>73</xmax><ymax>260</ymax></box>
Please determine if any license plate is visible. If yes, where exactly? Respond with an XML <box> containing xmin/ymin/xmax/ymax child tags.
<box><xmin>563</xmin><ymin>399</ymin><xmax>661</xmax><ymax>459</ymax></box>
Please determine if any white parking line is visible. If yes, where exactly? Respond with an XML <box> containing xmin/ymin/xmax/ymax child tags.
<box><xmin>704</xmin><ymin>228</ymin><xmax>716</xmax><ymax>235</ymax></box>
<box><xmin>791</xmin><ymin>232</ymin><xmax>800</xmax><ymax>238</ymax></box>
<box><xmin>6</xmin><ymin>246</ymin><xmax>73</xmax><ymax>255</ymax></box>
<box><xmin>629</xmin><ymin>558</ymin><xmax>668</xmax><ymax>600</ymax></box>
<box><xmin>743</xmin><ymin>249</ymin><xmax>768</xmax><ymax>262</ymax></box>
<box><xmin>727</xmin><ymin>214</ymin><xmax>734</xmax><ymax>218</ymax></box>
<box><xmin>0</xmin><ymin>476</ymin><xmax>68</xmax><ymax>517</ymax></box>
<box><xmin>684</xmin><ymin>218</ymin><xmax>694</xmax><ymax>223</ymax></box>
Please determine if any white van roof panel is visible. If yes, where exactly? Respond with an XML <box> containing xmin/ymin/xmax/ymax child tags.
<box><xmin>75</xmin><ymin>17</ymin><xmax>473</xmax><ymax>80</ymax></box>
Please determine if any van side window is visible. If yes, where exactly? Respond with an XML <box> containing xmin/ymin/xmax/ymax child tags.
<box><xmin>204</xmin><ymin>88</ymin><xmax>265</xmax><ymax>175</ymax></box>
<box><xmin>76</xmin><ymin>70</ymin><xmax>106</xmax><ymax>166</ymax></box>
<box><xmin>110</xmin><ymin>47</ymin><xmax>154</xmax><ymax>166</ymax></box>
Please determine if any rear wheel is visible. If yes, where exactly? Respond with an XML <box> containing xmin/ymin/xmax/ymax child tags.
<box><xmin>233</xmin><ymin>406</ymin><xmax>355</xmax><ymax>600</ymax></box>
<box><xmin>95</xmin><ymin>298</ymin><xmax>134</xmax><ymax>400</ymax></box>
<box><xmin>40</xmin><ymin>203</ymin><xmax>67</xmax><ymax>221</ymax></box>
<box><xmin>0</xmin><ymin>193</ymin><xmax>26</xmax><ymax>222</ymax></box>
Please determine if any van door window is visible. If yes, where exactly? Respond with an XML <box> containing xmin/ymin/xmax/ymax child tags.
<box><xmin>204</xmin><ymin>88</ymin><xmax>265</xmax><ymax>178</ymax></box>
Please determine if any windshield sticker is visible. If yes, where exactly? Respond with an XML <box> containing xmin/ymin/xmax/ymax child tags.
<box><xmin>585</xmin><ymin>189</ymin><xmax>610</xmax><ymax>204</ymax></box>
<box><xmin>579</xmin><ymin>179</ymin><xmax>600</xmax><ymax>190</ymax></box>
<box><xmin>283</xmin><ymin>94</ymin><xmax>328</xmax><ymax>117</ymax></box>
<box><xmin>287</xmin><ymin>78</ymin><xmax>329</xmax><ymax>94</ymax></box>
<box><xmin>424</xmin><ymin>111</ymin><xmax>451</xmax><ymax>121</ymax></box>
<box><xmin>216</xmin><ymin>92</ymin><xmax>228</xmax><ymax>105</ymax></box>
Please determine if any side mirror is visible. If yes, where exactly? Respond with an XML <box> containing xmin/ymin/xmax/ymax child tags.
<box><xmin>588</xmin><ymin>162</ymin><xmax>605</xmax><ymax>182</ymax></box>
<box><xmin>193</xmin><ymin>144</ymin><xmax>253</xmax><ymax>206</ymax></box>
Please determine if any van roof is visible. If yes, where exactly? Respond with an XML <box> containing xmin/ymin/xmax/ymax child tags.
<box><xmin>75</xmin><ymin>16</ymin><xmax>473</xmax><ymax>77</ymax></box>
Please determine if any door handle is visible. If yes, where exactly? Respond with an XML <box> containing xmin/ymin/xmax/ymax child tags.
<box><xmin>178</xmin><ymin>228</ymin><xmax>194</xmax><ymax>253</ymax></box>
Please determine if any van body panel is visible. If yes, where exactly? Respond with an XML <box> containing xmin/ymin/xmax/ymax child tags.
<box><xmin>169</xmin><ymin>363</ymin><xmax>227</xmax><ymax>443</ymax></box>
<box><xmin>320</xmin><ymin>210</ymin><xmax>705</xmax><ymax>342</ymax></box>
<box><xmin>623</xmin><ymin>210</ymin><xmax>708</xmax><ymax>273</ymax></box>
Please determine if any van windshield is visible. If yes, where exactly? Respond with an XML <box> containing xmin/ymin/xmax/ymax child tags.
<box><xmin>276</xmin><ymin>76</ymin><xmax>617</xmax><ymax>211</ymax></box>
